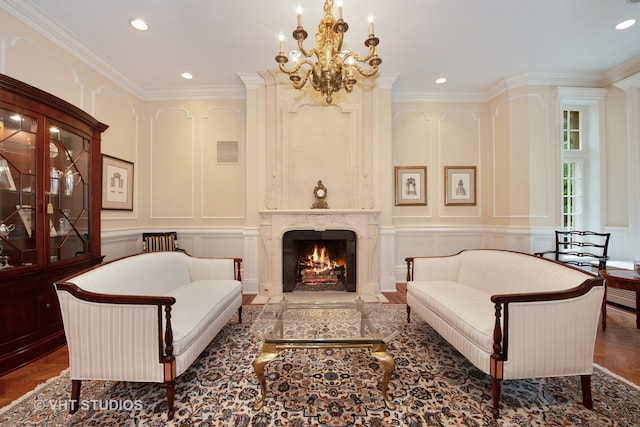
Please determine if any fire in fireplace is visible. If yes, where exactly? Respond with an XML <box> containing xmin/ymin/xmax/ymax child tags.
<box><xmin>298</xmin><ymin>242</ymin><xmax>345</xmax><ymax>287</ymax></box>
<box><xmin>282</xmin><ymin>230</ymin><xmax>357</xmax><ymax>292</ymax></box>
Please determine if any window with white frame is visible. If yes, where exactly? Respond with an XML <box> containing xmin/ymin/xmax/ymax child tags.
<box><xmin>556</xmin><ymin>87</ymin><xmax>606</xmax><ymax>233</ymax></box>
<box><xmin>562</xmin><ymin>109</ymin><xmax>586</xmax><ymax>230</ymax></box>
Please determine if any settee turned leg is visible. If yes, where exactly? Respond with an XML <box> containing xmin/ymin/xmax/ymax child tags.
<box><xmin>406</xmin><ymin>305</ymin><xmax>411</xmax><ymax>323</ymax></box>
<box><xmin>166</xmin><ymin>381</ymin><xmax>175</xmax><ymax>420</ymax></box>
<box><xmin>238</xmin><ymin>306</ymin><xmax>243</xmax><ymax>324</ymax></box>
<box><xmin>70</xmin><ymin>379</ymin><xmax>81</xmax><ymax>414</ymax></box>
<box><xmin>581</xmin><ymin>375</ymin><xmax>593</xmax><ymax>409</ymax></box>
<box><xmin>491</xmin><ymin>377</ymin><xmax>501</xmax><ymax>419</ymax></box>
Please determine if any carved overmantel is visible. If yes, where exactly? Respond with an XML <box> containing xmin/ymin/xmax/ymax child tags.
<box><xmin>258</xmin><ymin>210</ymin><xmax>380</xmax><ymax>297</ymax></box>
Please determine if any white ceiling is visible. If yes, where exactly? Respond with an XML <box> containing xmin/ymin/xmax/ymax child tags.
<box><xmin>5</xmin><ymin>0</ymin><xmax>640</xmax><ymax>99</ymax></box>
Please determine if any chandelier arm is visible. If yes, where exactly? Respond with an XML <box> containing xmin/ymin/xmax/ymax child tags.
<box><xmin>344</xmin><ymin>46</ymin><xmax>377</xmax><ymax>64</ymax></box>
<box><xmin>291</xmin><ymin>68</ymin><xmax>312</xmax><ymax>89</ymax></box>
<box><xmin>334</xmin><ymin>31</ymin><xmax>345</xmax><ymax>54</ymax></box>
<box><xmin>349</xmin><ymin>62</ymin><xmax>380</xmax><ymax>78</ymax></box>
<box><xmin>296</xmin><ymin>38</ymin><xmax>314</xmax><ymax>59</ymax></box>
<box><xmin>279</xmin><ymin>59</ymin><xmax>317</xmax><ymax>76</ymax></box>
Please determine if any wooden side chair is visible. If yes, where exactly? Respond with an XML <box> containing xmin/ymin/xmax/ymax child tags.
<box><xmin>142</xmin><ymin>231</ymin><xmax>187</xmax><ymax>254</ymax></box>
<box><xmin>535</xmin><ymin>230</ymin><xmax>611</xmax><ymax>331</ymax></box>
<box><xmin>535</xmin><ymin>230</ymin><xmax>611</xmax><ymax>271</ymax></box>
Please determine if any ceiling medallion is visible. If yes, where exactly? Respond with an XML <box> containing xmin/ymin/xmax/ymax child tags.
<box><xmin>276</xmin><ymin>0</ymin><xmax>382</xmax><ymax>104</ymax></box>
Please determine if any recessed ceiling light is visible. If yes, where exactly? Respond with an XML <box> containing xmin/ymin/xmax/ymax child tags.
<box><xmin>615</xmin><ymin>19</ymin><xmax>636</xmax><ymax>30</ymax></box>
<box><xmin>435</xmin><ymin>77</ymin><xmax>447</xmax><ymax>84</ymax></box>
<box><xmin>130</xmin><ymin>18</ymin><xmax>149</xmax><ymax>31</ymax></box>
<box><xmin>181</xmin><ymin>72</ymin><xmax>193</xmax><ymax>80</ymax></box>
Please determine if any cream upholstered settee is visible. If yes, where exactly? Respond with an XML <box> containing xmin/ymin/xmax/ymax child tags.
<box><xmin>405</xmin><ymin>249</ymin><xmax>604</xmax><ymax>419</ymax></box>
<box><xmin>55</xmin><ymin>252</ymin><xmax>243</xmax><ymax>420</ymax></box>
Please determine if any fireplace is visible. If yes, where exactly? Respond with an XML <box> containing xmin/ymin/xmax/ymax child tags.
<box><xmin>257</xmin><ymin>210</ymin><xmax>382</xmax><ymax>297</ymax></box>
<box><xmin>282</xmin><ymin>230</ymin><xmax>357</xmax><ymax>292</ymax></box>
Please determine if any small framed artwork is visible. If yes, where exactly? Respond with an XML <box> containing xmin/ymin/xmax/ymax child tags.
<box><xmin>0</xmin><ymin>159</ymin><xmax>16</xmax><ymax>191</ymax></box>
<box><xmin>101</xmin><ymin>154</ymin><xmax>134</xmax><ymax>210</ymax></box>
<box><xmin>395</xmin><ymin>166</ymin><xmax>427</xmax><ymax>206</ymax></box>
<box><xmin>445</xmin><ymin>166</ymin><xmax>476</xmax><ymax>206</ymax></box>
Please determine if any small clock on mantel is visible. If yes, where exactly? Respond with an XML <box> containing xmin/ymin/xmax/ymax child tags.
<box><xmin>312</xmin><ymin>180</ymin><xmax>329</xmax><ymax>209</ymax></box>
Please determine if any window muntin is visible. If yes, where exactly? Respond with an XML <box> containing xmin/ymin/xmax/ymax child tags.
<box><xmin>562</xmin><ymin>109</ymin><xmax>586</xmax><ymax>230</ymax></box>
<box><xmin>562</xmin><ymin>160</ymin><xmax>584</xmax><ymax>229</ymax></box>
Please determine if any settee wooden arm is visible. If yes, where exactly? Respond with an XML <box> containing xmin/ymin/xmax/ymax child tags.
<box><xmin>56</xmin><ymin>282</ymin><xmax>180</xmax><ymax>418</ymax></box>
<box><xmin>55</xmin><ymin>282</ymin><xmax>177</xmax><ymax>361</ymax></box>
<box><xmin>533</xmin><ymin>250</ymin><xmax>555</xmax><ymax>258</ymax></box>
<box><xmin>405</xmin><ymin>257</ymin><xmax>415</xmax><ymax>282</ymax></box>
<box><xmin>233</xmin><ymin>257</ymin><xmax>242</xmax><ymax>281</ymax></box>
<box><xmin>490</xmin><ymin>275</ymin><xmax>603</xmax><ymax>360</ymax></box>
<box><xmin>488</xmin><ymin>276</ymin><xmax>603</xmax><ymax>418</ymax></box>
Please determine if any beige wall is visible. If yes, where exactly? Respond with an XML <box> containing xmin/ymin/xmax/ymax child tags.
<box><xmin>604</xmin><ymin>87</ymin><xmax>630</xmax><ymax>228</ymax></box>
<box><xmin>142</xmin><ymin>100</ymin><xmax>245</xmax><ymax>226</ymax></box>
<box><xmin>391</xmin><ymin>86</ymin><xmax>558</xmax><ymax>228</ymax></box>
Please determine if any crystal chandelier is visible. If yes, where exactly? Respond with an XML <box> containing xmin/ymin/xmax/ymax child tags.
<box><xmin>276</xmin><ymin>0</ymin><xmax>382</xmax><ymax>104</ymax></box>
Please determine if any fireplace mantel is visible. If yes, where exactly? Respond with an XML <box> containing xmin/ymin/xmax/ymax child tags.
<box><xmin>258</xmin><ymin>210</ymin><xmax>381</xmax><ymax>297</ymax></box>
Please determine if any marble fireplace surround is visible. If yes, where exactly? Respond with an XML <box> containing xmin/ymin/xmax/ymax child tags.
<box><xmin>258</xmin><ymin>210</ymin><xmax>381</xmax><ymax>298</ymax></box>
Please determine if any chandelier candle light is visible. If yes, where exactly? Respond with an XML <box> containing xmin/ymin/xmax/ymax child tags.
<box><xmin>276</xmin><ymin>0</ymin><xmax>382</xmax><ymax>104</ymax></box>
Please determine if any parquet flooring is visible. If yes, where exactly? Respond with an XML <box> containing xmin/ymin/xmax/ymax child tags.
<box><xmin>1</xmin><ymin>286</ymin><xmax>638</xmax><ymax>409</ymax></box>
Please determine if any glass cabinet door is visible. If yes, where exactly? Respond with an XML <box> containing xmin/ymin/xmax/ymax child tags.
<box><xmin>48</xmin><ymin>123</ymin><xmax>92</xmax><ymax>263</ymax></box>
<box><xmin>0</xmin><ymin>108</ymin><xmax>37</xmax><ymax>269</ymax></box>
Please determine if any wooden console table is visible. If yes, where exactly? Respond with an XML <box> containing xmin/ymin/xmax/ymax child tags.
<box><xmin>600</xmin><ymin>269</ymin><xmax>640</xmax><ymax>330</ymax></box>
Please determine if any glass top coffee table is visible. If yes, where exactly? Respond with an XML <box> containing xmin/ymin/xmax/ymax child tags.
<box><xmin>250</xmin><ymin>295</ymin><xmax>400</xmax><ymax>410</ymax></box>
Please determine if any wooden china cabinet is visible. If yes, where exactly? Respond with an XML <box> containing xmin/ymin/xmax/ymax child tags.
<box><xmin>0</xmin><ymin>74</ymin><xmax>108</xmax><ymax>375</ymax></box>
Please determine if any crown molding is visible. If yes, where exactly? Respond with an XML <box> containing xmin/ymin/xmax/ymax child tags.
<box><xmin>1</xmin><ymin>0</ymin><xmax>248</xmax><ymax>101</ymax></box>
<box><xmin>140</xmin><ymin>85</ymin><xmax>246</xmax><ymax>101</ymax></box>
<box><xmin>1</xmin><ymin>0</ymin><xmax>145</xmax><ymax>98</ymax></box>
<box><xmin>605</xmin><ymin>55</ymin><xmax>640</xmax><ymax>88</ymax></box>
<box><xmin>392</xmin><ymin>90</ymin><xmax>488</xmax><ymax>104</ymax></box>
<box><xmin>238</xmin><ymin>73</ymin><xmax>265</xmax><ymax>90</ymax></box>
<box><xmin>392</xmin><ymin>71</ymin><xmax>609</xmax><ymax>104</ymax></box>
<box><xmin>375</xmin><ymin>73</ymin><xmax>400</xmax><ymax>89</ymax></box>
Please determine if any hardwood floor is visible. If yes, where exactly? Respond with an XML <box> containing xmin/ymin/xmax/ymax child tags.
<box><xmin>1</xmin><ymin>286</ymin><xmax>638</xmax><ymax>409</ymax></box>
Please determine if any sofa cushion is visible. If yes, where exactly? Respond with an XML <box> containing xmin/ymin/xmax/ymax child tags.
<box><xmin>165</xmin><ymin>279</ymin><xmax>242</xmax><ymax>356</ymax></box>
<box><xmin>456</xmin><ymin>250</ymin><xmax>592</xmax><ymax>295</ymax></box>
<box><xmin>408</xmin><ymin>280</ymin><xmax>495</xmax><ymax>353</ymax></box>
<box><xmin>71</xmin><ymin>252</ymin><xmax>192</xmax><ymax>296</ymax></box>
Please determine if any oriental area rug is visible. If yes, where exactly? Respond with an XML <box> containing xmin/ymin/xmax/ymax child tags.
<box><xmin>1</xmin><ymin>305</ymin><xmax>639</xmax><ymax>426</ymax></box>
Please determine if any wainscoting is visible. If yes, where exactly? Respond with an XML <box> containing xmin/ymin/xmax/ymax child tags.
<box><xmin>101</xmin><ymin>225</ymin><xmax>636</xmax><ymax>308</ymax></box>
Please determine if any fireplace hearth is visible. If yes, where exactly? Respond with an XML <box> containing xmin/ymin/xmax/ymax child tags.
<box><xmin>282</xmin><ymin>230</ymin><xmax>356</xmax><ymax>292</ymax></box>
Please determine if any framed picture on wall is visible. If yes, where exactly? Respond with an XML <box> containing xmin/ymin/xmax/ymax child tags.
<box><xmin>101</xmin><ymin>154</ymin><xmax>134</xmax><ymax>210</ymax></box>
<box><xmin>395</xmin><ymin>166</ymin><xmax>427</xmax><ymax>206</ymax></box>
<box><xmin>445</xmin><ymin>166</ymin><xmax>476</xmax><ymax>206</ymax></box>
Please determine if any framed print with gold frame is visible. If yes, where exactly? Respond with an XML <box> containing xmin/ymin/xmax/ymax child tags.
<box><xmin>101</xmin><ymin>154</ymin><xmax>134</xmax><ymax>210</ymax></box>
<box><xmin>445</xmin><ymin>166</ymin><xmax>476</xmax><ymax>206</ymax></box>
<box><xmin>395</xmin><ymin>166</ymin><xmax>427</xmax><ymax>206</ymax></box>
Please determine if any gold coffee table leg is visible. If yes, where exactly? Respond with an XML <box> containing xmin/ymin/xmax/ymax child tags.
<box><xmin>252</xmin><ymin>343</ymin><xmax>278</xmax><ymax>410</ymax></box>
<box><xmin>372</xmin><ymin>343</ymin><xmax>396</xmax><ymax>410</ymax></box>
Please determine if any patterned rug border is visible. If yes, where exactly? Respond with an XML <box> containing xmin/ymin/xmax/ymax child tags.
<box><xmin>0</xmin><ymin>367</ymin><xmax>70</xmax><ymax>416</ymax></box>
<box><xmin>593</xmin><ymin>364</ymin><xmax>640</xmax><ymax>392</ymax></box>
